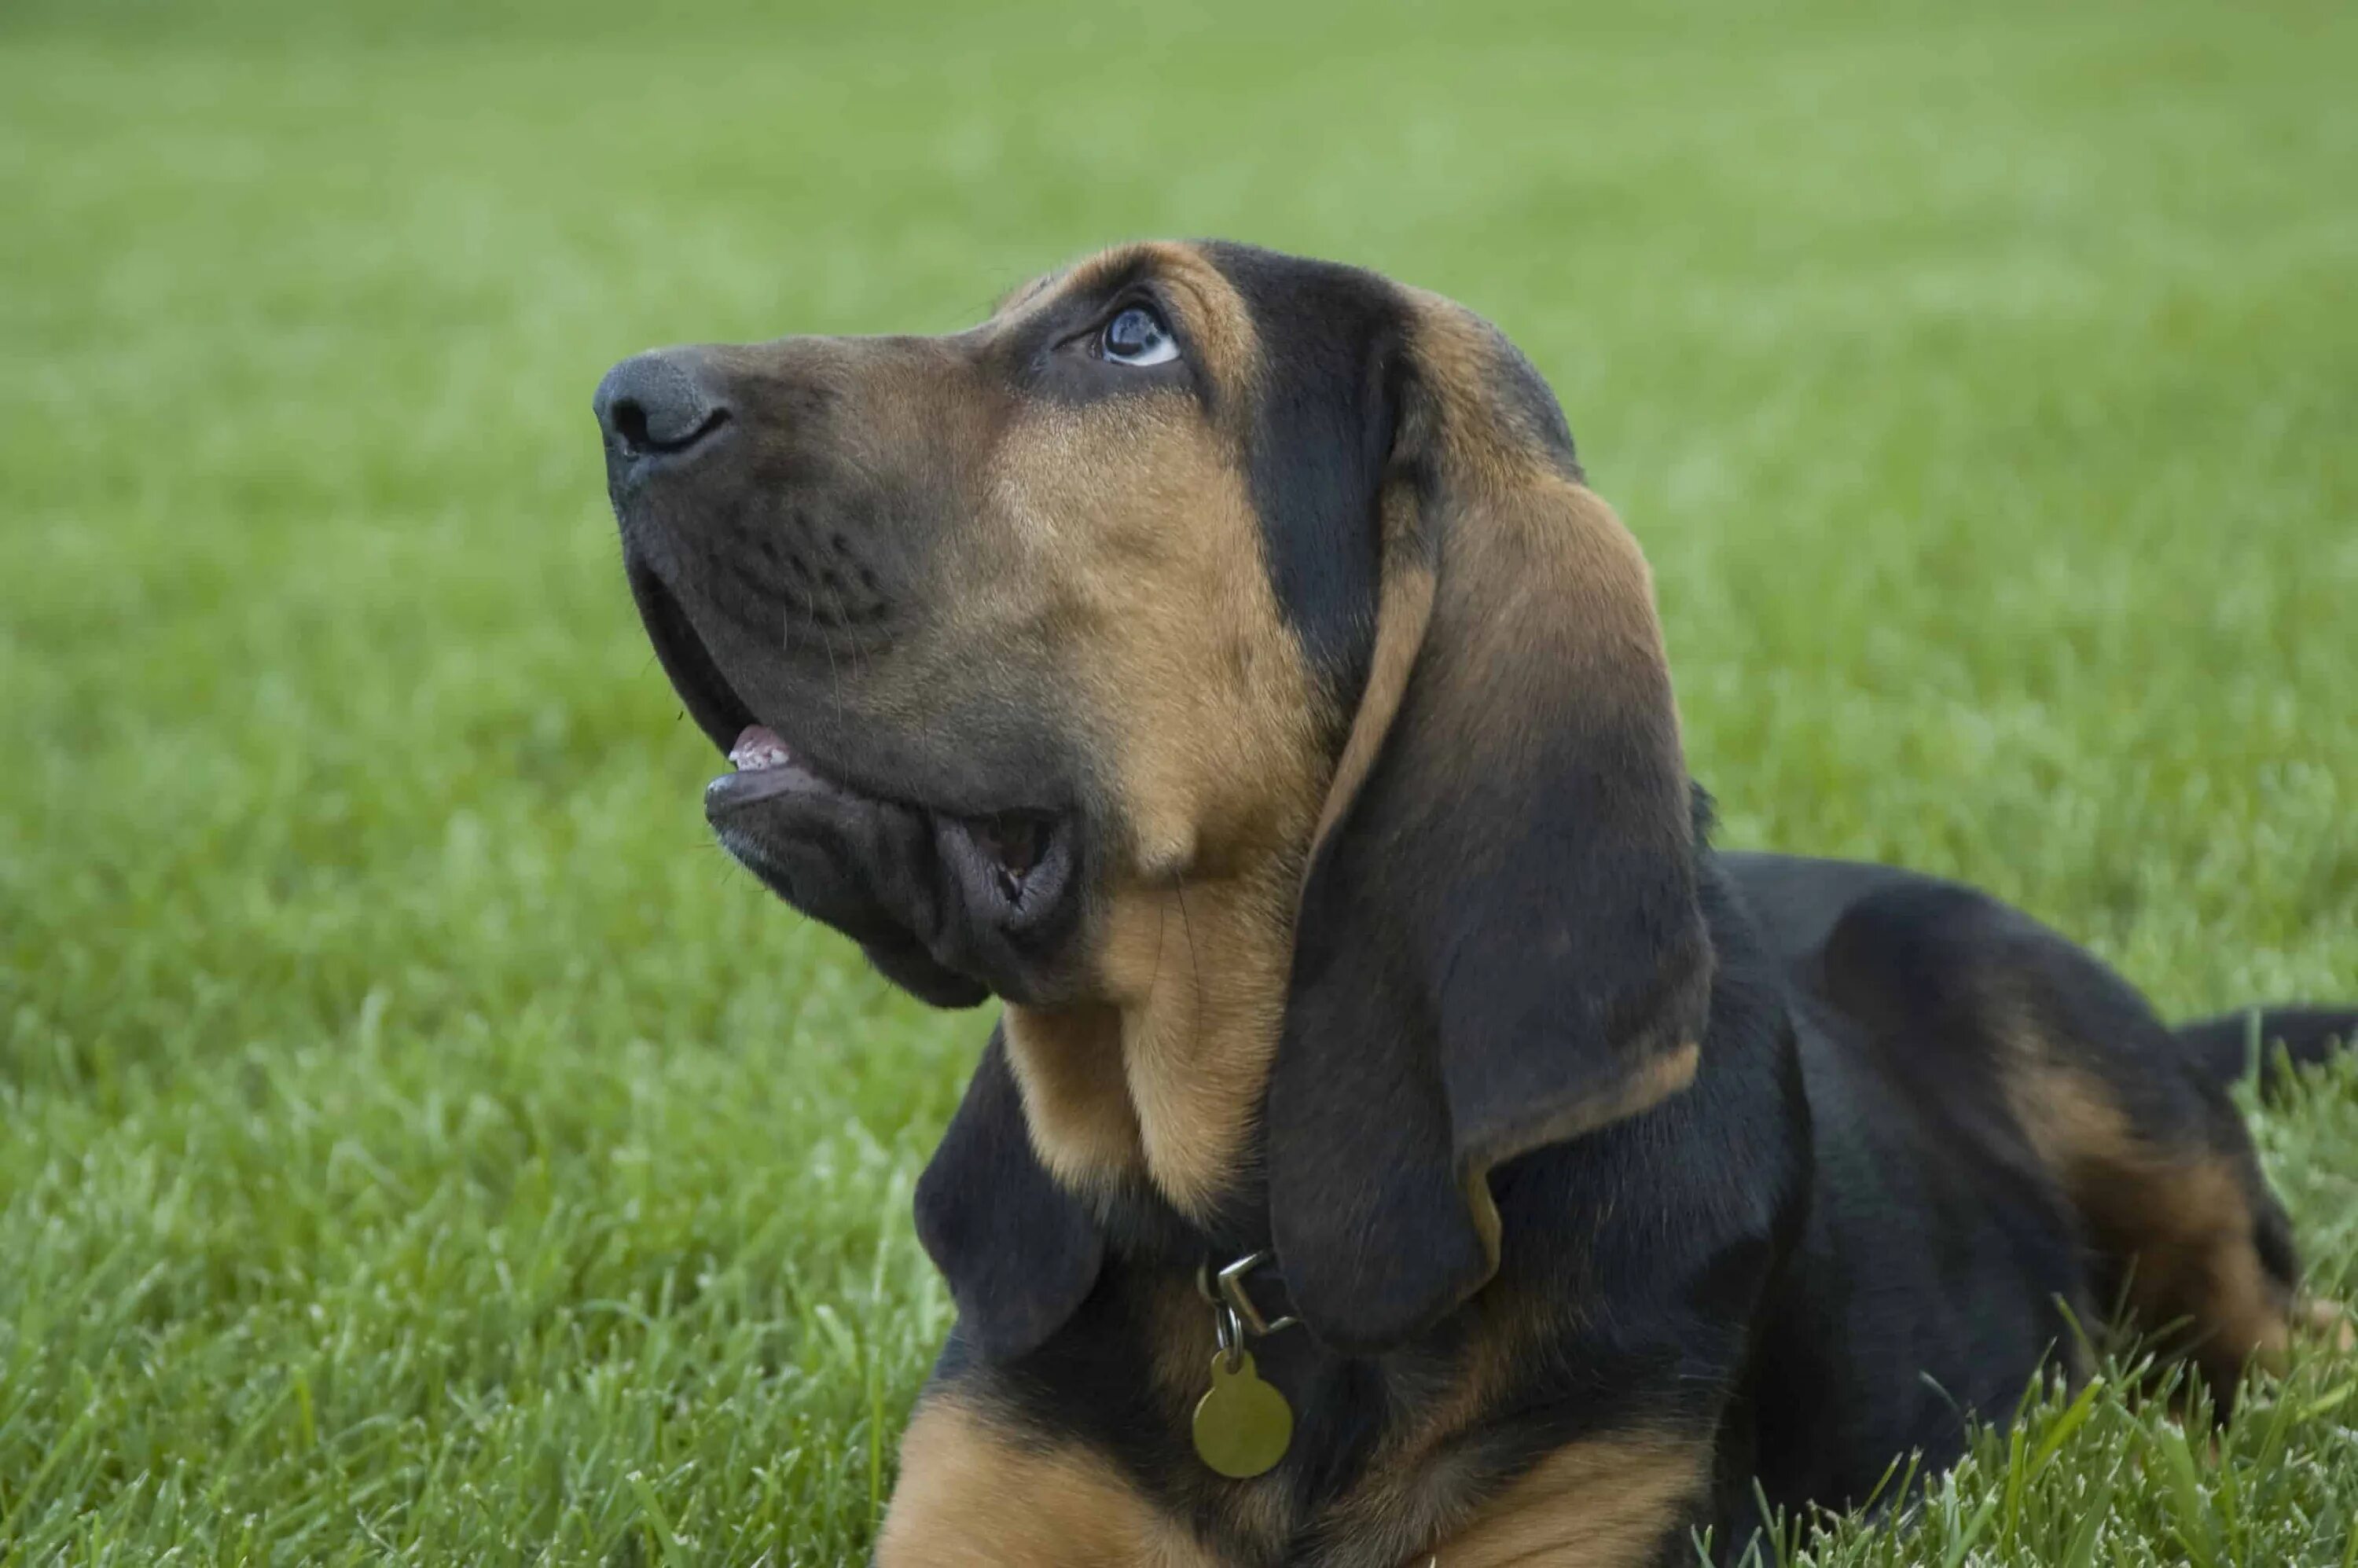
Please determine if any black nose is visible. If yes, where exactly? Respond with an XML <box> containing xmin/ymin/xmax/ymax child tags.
<box><xmin>593</xmin><ymin>350</ymin><xmax>731</xmax><ymax>465</ymax></box>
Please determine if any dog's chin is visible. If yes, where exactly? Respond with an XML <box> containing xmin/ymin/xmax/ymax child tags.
<box><xmin>619</xmin><ymin>555</ymin><xmax>1090</xmax><ymax>1006</ymax></box>
<box><xmin>703</xmin><ymin>726</ymin><xmax>1085</xmax><ymax>1008</ymax></box>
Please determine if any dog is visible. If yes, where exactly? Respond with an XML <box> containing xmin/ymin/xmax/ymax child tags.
<box><xmin>593</xmin><ymin>241</ymin><xmax>2355</xmax><ymax>1566</ymax></box>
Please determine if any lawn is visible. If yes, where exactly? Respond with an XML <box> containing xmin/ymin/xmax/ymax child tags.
<box><xmin>2</xmin><ymin>0</ymin><xmax>2355</xmax><ymax>1561</ymax></box>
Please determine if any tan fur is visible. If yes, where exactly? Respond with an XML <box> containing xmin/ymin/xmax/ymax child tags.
<box><xmin>1402</xmin><ymin>296</ymin><xmax>1691</xmax><ymax>888</ymax></box>
<box><xmin>1104</xmin><ymin>862</ymin><xmax>1309</xmax><ymax>1214</ymax></box>
<box><xmin>1142</xmin><ymin>242</ymin><xmax>1262</xmax><ymax>402</ymax></box>
<box><xmin>658</xmin><ymin>241</ymin><xmax>2328</xmax><ymax>1564</ymax></box>
<box><xmin>886</xmin><ymin>1289</ymin><xmax>1704</xmax><ymax>1566</ymax></box>
<box><xmin>990</xmin><ymin>241</ymin><xmax>1259</xmax><ymax>400</ymax></box>
<box><xmin>1478</xmin><ymin>1041</ymin><xmax>1702</xmax><ymax>1173</ymax></box>
<box><xmin>970</xmin><ymin>255</ymin><xmax>1702</xmax><ymax>1224</ymax></box>
<box><xmin>1306</xmin><ymin>1288</ymin><xmax>1563</xmax><ymax>1561</ymax></box>
<box><xmin>1143</xmin><ymin>1266</ymin><xmax>1225</xmax><ymax>1414</ymax></box>
<box><xmin>1303</xmin><ymin>292</ymin><xmax>1705</xmax><ymax>1161</ymax></box>
<box><xmin>1001</xmin><ymin>1001</ymin><xmax>1145</xmax><ymax>1187</ymax></box>
<box><xmin>1426</xmin><ymin>471</ymin><xmax>1680</xmax><ymax>786</ymax></box>
<box><xmin>891</xmin><ymin>256</ymin><xmax>1713</xmax><ymax>1565</ymax></box>
<box><xmin>975</xmin><ymin>246</ymin><xmax>1331</xmax><ymax>1220</ymax></box>
<box><xmin>1401</xmin><ymin>295</ymin><xmax>1574</xmax><ymax>486</ymax></box>
<box><xmin>1107</xmin><ymin>1278</ymin><xmax>1302</xmax><ymax>1556</ymax></box>
<box><xmin>981</xmin><ymin>394</ymin><xmax>1317</xmax><ymax>880</ymax></box>
<box><xmin>1311</xmin><ymin>1265</ymin><xmax>1701</xmax><ymax>1563</ymax></box>
<box><xmin>1002</xmin><ymin>858</ymin><xmax>1309</xmax><ymax>1215</ymax></box>
<box><xmin>880</xmin><ymin>1396</ymin><xmax>1218</xmax><ymax>1567</ymax></box>
<box><xmin>1307</xmin><ymin>548</ymin><xmax>1431</xmax><ymax>854</ymax></box>
<box><xmin>2007</xmin><ymin>1064</ymin><xmax>2294</xmax><ymax>1396</ymax></box>
<box><xmin>1412</xmin><ymin>463</ymin><xmax>1706</xmax><ymax>1151</ymax></box>
<box><xmin>1423</xmin><ymin>1437</ymin><xmax>1707</xmax><ymax>1567</ymax></box>
<box><xmin>2302</xmin><ymin>1297</ymin><xmax>2358</xmax><ymax>1352</ymax></box>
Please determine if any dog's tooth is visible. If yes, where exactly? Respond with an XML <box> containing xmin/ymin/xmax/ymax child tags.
<box><xmin>729</xmin><ymin>724</ymin><xmax>794</xmax><ymax>772</ymax></box>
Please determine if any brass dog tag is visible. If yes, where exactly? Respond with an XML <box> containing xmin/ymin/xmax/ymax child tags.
<box><xmin>1192</xmin><ymin>1350</ymin><xmax>1292</xmax><ymax>1478</ymax></box>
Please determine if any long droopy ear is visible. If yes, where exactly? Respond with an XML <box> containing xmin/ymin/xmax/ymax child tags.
<box><xmin>1266</xmin><ymin>303</ymin><xmax>1713</xmax><ymax>1355</ymax></box>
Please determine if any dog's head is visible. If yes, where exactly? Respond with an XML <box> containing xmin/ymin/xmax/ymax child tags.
<box><xmin>599</xmin><ymin>241</ymin><xmax>1710</xmax><ymax>1357</ymax></box>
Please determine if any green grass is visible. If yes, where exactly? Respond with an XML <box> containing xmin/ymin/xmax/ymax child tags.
<box><xmin>3</xmin><ymin>0</ymin><xmax>2354</xmax><ymax>1560</ymax></box>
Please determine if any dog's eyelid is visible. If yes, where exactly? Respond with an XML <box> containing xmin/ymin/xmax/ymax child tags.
<box><xmin>1045</xmin><ymin>287</ymin><xmax>1185</xmax><ymax>362</ymax></box>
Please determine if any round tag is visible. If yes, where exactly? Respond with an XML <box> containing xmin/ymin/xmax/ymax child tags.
<box><xmin>1191</xmin><ymin>1349</ymin><xmax>1293</xmax><ymax>1479</ymax></box>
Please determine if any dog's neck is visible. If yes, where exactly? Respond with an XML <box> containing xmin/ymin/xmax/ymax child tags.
<box><xmin>1001</xmin><ymin>851</ymin><xmax>1302</xmax><ymax>1227</ymax></box>
<box><xmin>1001</xmin><ymin>787</ymin><xmax>1728</xmax><ymax>1231</ymax></box>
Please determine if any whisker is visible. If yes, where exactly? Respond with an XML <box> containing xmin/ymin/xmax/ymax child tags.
<box><xmin>1172</xmin><ymin>871</ymin><xmax>1204</xmax><ymax>1053</ymax></box>
<box><xmin>1144</xmin><ymin>879</ymin><xmax>1170</xmax><ymax>1011</ymax></box>
<box><xmin>810</xmin><ymin>578</ymin><xmax>855</xmax><ymax>736</ymax></box>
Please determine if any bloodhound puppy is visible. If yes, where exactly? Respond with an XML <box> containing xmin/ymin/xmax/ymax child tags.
<box><xmin>593</xmin><ymin>241</ymin><xmax>2355</xmax><ymax>1566</ymax></box>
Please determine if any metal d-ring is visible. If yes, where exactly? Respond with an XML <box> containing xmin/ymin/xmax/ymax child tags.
<box><xmin>1214</xmin><ymin>1299</ymin><xmax>1245</xmax><ymax>1373</ymax></box>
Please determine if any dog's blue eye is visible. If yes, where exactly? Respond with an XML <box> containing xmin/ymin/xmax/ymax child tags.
<box><xmin>1100</xmin><ymin>305</ymin><xmax>1177</xmax><ymax>366</ymax></box>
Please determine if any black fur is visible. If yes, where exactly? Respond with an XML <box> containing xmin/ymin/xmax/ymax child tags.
<box><xmin>914</xmin><ymin>1031</ymin><xmax>1103</xmax><ymax>1362</ymax></box>
<box><xmin>2180</xmin><ymin>1006</ymin><xmax>2358</xmax><ymax>1096</ymax></box>
<box><xmin>901</xmin><ymin>240</ymin><xmax>2358</xmax><ymax>1553</ymax></box>
<box><xmin>1265</xmin><ymin>491</ymin><xmax>1712</xmax><ymax>1350</ymax></box>
<box><xmin>922</xmin><ymin>846</ymin><xmax>1802</xmax><ymax>1563</ymax></box>
<box><xmin>915</xmin><ymin>827</ymin><xmax>2351</xmax><ymax>1560</ymax></box>
<box><xmin>1198</xmin><ymin>243</ymin><xmax>1405</xmax><ymax>707</ymax></box>
<box><xmin>606</xmin><ymin>241</ymin><xmax>2355</xmax><ymax>1564</ymax></box>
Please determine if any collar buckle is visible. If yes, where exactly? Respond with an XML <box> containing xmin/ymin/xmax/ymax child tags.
<box><xmin>1196</xmin><ymin>1249</ymin><xmax>1299</xmax><ymax>1341</ymax></box>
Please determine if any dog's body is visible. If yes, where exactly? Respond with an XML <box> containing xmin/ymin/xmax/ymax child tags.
<box><xmin>880</xmin><ymin>853</ymin><xmax>2323</xmax><ymax>1566</ymax></box>
<box><xmin>594</xmin><ymin>241</ymin><xmax>2353</xmax><ymax>1566</ymax></box>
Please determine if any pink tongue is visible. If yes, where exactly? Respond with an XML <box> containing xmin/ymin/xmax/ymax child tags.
<box><xmin>729</xmin><ymin>725</ymin><xmax>794</xmax><ymax>772</ymax></box>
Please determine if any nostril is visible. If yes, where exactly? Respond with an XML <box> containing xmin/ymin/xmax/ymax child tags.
<box><xmin>595</xmin><ymin>350</ymin><xmax>730</xmax><ymax>462</ymax></box>
<box><xmin>608</xmin><ymin>395</ymin><xmax>652</xmax><ymax>453</ymax></box>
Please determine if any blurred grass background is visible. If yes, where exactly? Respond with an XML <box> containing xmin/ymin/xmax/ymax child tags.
<box><xmin>2</xmin><ymin>0</ymin><xmax>2354</xmax><ymax>1561</ymax></box>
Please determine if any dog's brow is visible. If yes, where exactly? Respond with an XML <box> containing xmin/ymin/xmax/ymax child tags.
<box><xmin>1155</xmin><ymin>271</ymin><xmax>1223</xmax><ymax>342</ymax></box>
<box><xmin>987</xmin><ymin>249</ymin><xmax>1166</xmax><ymax>340</ymax></box>
<box><xmin>1063</xmin><ymin>247</ymin><xmax>1152</xmax><ymax>296</ymax></box>
<box><xmin>994</xmin><ymin>270</ymin><xmax>1063</xmax><ymax>317</ymax></box>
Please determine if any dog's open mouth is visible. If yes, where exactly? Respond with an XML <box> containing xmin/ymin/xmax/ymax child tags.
<box><xmin>709</xmin><ymin>722</ymin><xmax>1074</xmax><ymax>920</ymax></box>
<box><xmin>623</xmin><ymin>553</ymin><xmax>1080</xmax><ymax>1003</ymax></box>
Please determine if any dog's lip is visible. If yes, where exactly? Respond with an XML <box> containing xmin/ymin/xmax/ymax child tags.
<box><xmin>706</xmin><ymin>724</ymin><xmax>1077</xmax><ymax>930</ymax></box>
<box><xmin>630</xmin><ymin>554</ymin><xmax>1082</xmax><ymax>932</ymax></box>
<box><xmin>702</xmin><ymin>724</ymin><xmax>841</xmax><ymax>811</ymax></box>
<box><xmin>936</xmin><ymin>802</ymin><xmax>1078</xmax><ymax>931</ymax></box>
<box><xmin>703</xmin><ymin>722</ymin><xmax>1063</xmax><ymax>825</ymax></box>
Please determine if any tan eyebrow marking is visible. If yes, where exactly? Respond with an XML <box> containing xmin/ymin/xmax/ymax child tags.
<box><xmin>982</xmin><ymin>242</ymin><xmax>1261</xmax><ymax>414</ymax></box>
<box><xmin>1135</xmin><ymin>242</ymin><xmax>1256</xmax><ymax>402</ymax></box>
